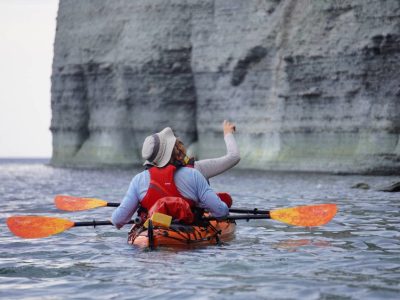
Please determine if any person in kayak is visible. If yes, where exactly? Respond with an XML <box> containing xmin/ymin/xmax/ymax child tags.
<box><xmin>111</xmin><ymin>121</ymin><xmax>239</xmax><ymax>229</ymax></box>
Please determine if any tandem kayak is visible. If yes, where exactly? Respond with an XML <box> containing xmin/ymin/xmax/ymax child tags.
<box><xmin>128</xmin><ymin>218</ymin><xmax>236</xmax><ymax>249</ymax></box>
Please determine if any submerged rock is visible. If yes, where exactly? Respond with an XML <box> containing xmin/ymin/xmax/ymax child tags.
<box><xmin>379</xmin><ymin>182</ymin><xmax>400</xmax><ymax>192</ymax></box>
<box><xmin>351</xmin><ymin>183</ymin><xmax>370</xmax><ymax>190</ymax></box>
<box><xmin>51</xmin><ymin>0</ymin><xmax>400</xmax><ymax>173</ymax></box>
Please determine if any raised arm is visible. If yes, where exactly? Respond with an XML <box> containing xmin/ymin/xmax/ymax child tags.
<box><xmin>195</xmin><ymin>120</ymin><xmax>240</xmax><ymax>180</ymax></box>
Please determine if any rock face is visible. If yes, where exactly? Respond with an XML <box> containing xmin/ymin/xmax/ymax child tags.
<box><xmin>51</xmin><ymin>0</ymin><xmax>400</xmax><ymax>174</ymax></box>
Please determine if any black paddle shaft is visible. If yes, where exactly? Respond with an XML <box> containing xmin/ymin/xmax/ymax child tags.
<box><xmin>106</xmin><ymin>202</ymin><xmax>270</xmax><ymax>215</ymax></box>
<box><xmin>73</xmin><ymin>212</ymin><xmax>271</xmax><ymax>228</ymax></box>
<box><xmin>229</xmin><ymin>208</ymin><xmax>270</xmax><ymax>214</ymax></box>
<box><xmin>205</xmin><ymin>213</ymin><xmax>271</xmax><ymax>221</ymax></box>
<box><xmin>74</xmin><ymin>220</ymin><xmax>135</xmax><ymax>227</ymax></box>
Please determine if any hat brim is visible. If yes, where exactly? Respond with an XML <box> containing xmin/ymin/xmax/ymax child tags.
<box><xmin>143</xmin><ymin>127</ymin><xmax>176</xmax><ymax>167</ymax></box>
<box><xmin>156</xmin><ymin>135</ymin><xmax>176</xmax><ymax>167</ymax></box>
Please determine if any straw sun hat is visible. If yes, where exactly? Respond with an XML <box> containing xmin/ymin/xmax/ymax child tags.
<box><xmin>142</xmin><ymin>127</ymin><xmax>177</xmax><ymax>167</ymax></box>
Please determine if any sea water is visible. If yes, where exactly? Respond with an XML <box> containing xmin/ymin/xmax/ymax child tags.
<box><xmin>0</xmin><ymin>159</ymin><xmax>399</xmax><ymax>300</ymax></box>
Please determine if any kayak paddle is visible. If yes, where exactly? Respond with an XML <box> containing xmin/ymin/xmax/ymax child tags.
<box><xmin>54</xmin><ymin>195</ymin><xmax>114</xmax><ymax>211</ymax></box>
<box><xmin>55</xmin><ymin>195</ymin><xmax>325</xmax><ymax>216</ymax></box>
<box><xmin>7</xmin><ymin>204</ymin><xmax>337</xmax><ymax>239</ymax></box>
<box><xmin>215</xmin><ymin>203</ymin><xmax>337</xmax><ymax>227</ymax></box>
<box><xmin>6</xmin><ymin>216</ymin><xmax>135</xmax><ymax>239</ymax></box>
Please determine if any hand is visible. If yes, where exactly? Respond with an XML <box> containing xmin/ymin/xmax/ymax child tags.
<box><xmin>223</xmin><ymin>120</ymin><xmax>236</xmax><ymax>135</ymax></box>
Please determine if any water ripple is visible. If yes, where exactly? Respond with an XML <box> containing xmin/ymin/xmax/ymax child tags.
<box><xmin>1</xmin><ymin>161</ymin><xmax>399</xmax><ymax>299</ymax></box>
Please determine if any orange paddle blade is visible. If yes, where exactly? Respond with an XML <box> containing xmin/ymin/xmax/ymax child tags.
<box><xmin>270</xmin><ymin>204</ymin><xmax>337</xmax><ymax>227</ymax></box>
<box><xmin>7</xmin><ymin>216</ymin><xmax>75</xmax><ymax>238</ymax></box>
<box><xmin>55</xmin><ymin>195</ymin><xmax>108</xmax><ymax>211</ymax></box>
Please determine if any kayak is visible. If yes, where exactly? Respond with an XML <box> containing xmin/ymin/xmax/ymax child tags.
<box><xmin>127</xmin><ymin>218</ymin><xmax>236</xmax><ymax>249</ymax></box>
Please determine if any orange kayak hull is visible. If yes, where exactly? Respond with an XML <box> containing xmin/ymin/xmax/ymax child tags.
<box><xmin>128</xmin><ymin>219</ymin><xmax>236</xmax><ymax>249</ymax></box>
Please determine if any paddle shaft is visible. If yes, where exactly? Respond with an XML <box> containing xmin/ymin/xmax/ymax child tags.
<box><xmin>229</xmin><ymin>208</ymin><xmax>269</xmax><ymax>214</ymax></box>
<box><xmin>105</xmin><ymin>202</ymin><xmax>269</xmax><ymax>215</ymax></box>
<box><xmin>73</xmin><ymin>214</ymin><xmax>270</xmax><ymax>228</ymax></box>
<box><xmin>74</xmin><ymin>220</ymin><xmax>135</xmax><ymax>227</ymax></box>
<box><xmin>205</xmin><ymin>214</ymin><xmax>270</xmax><ymax>221</ymax></box>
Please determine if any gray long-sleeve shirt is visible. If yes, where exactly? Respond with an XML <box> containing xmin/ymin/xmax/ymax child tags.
<box><xmin>195</xmin><ymin>133</ymin><xmax>240</xmax><ymax>179</ymax></box>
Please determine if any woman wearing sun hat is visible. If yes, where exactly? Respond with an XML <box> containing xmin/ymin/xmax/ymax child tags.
<box><xmin>111</xmin><ymin>121</ymin><xmax>239</xmax><ymax>229</ymax></box>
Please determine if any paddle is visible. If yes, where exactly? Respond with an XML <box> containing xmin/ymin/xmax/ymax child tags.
<box><xmin>6</xmin><ymin>216</ymin><xmax>135</xmax><ymax>239</ymax></box>
<box><xmin>55</xmin><ymin>195</ymin><xmax>273</xmax><ymax>214</ymax></box>
<box><xmin>215</xmin><ymin>203</ymin><xmax>337</xmax><ymax>227</ymax></box>
<box><xmin>7</xmin><ymin>204</ymin><xmax>337</xmax><ymax>238</ymax></box>
<box><xmin>54</xmin><ymin>195</ymin><xmax>114</xmax><ymax>211</ymax></box>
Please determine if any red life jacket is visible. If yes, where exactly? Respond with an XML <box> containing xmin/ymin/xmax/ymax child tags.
<box><xmin>140</xmin><ymin>165</ymin><xmax>196</xmax><ymax>223</ymax></box>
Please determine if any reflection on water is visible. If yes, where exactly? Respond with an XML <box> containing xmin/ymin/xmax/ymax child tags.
<box><xmin>0</xmin><ymin>160</ymin><xmax>399</xmax><ymax>299</ymax></box>
<box><xmin>272</xmin><ymin>239</ymin><xmax>332</xmax><ymax>251</ymax></box>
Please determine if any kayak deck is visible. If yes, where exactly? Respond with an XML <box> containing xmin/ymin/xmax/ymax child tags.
<box><xmin>128</xmin><ymin>219</ymin><xmax>236</xmax><ymax>249</ymax></box>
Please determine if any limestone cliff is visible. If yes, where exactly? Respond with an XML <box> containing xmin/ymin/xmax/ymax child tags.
<box><xmin>51</xmin><ymin>0</ymin><xmax>400</xmax><ymax>174</ymax></box>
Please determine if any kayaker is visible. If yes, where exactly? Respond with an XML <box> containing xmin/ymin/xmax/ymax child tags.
<box><xmin>111</xmin><ymin>122</ymin><xmax>238</xmax><ymax>229</ymax></box>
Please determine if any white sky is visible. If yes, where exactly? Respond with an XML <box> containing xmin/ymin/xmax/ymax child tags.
<box><xmin>0</xmin><ymin>0</ymin><xmax>58</xmax><ymax>157</ymax></box>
